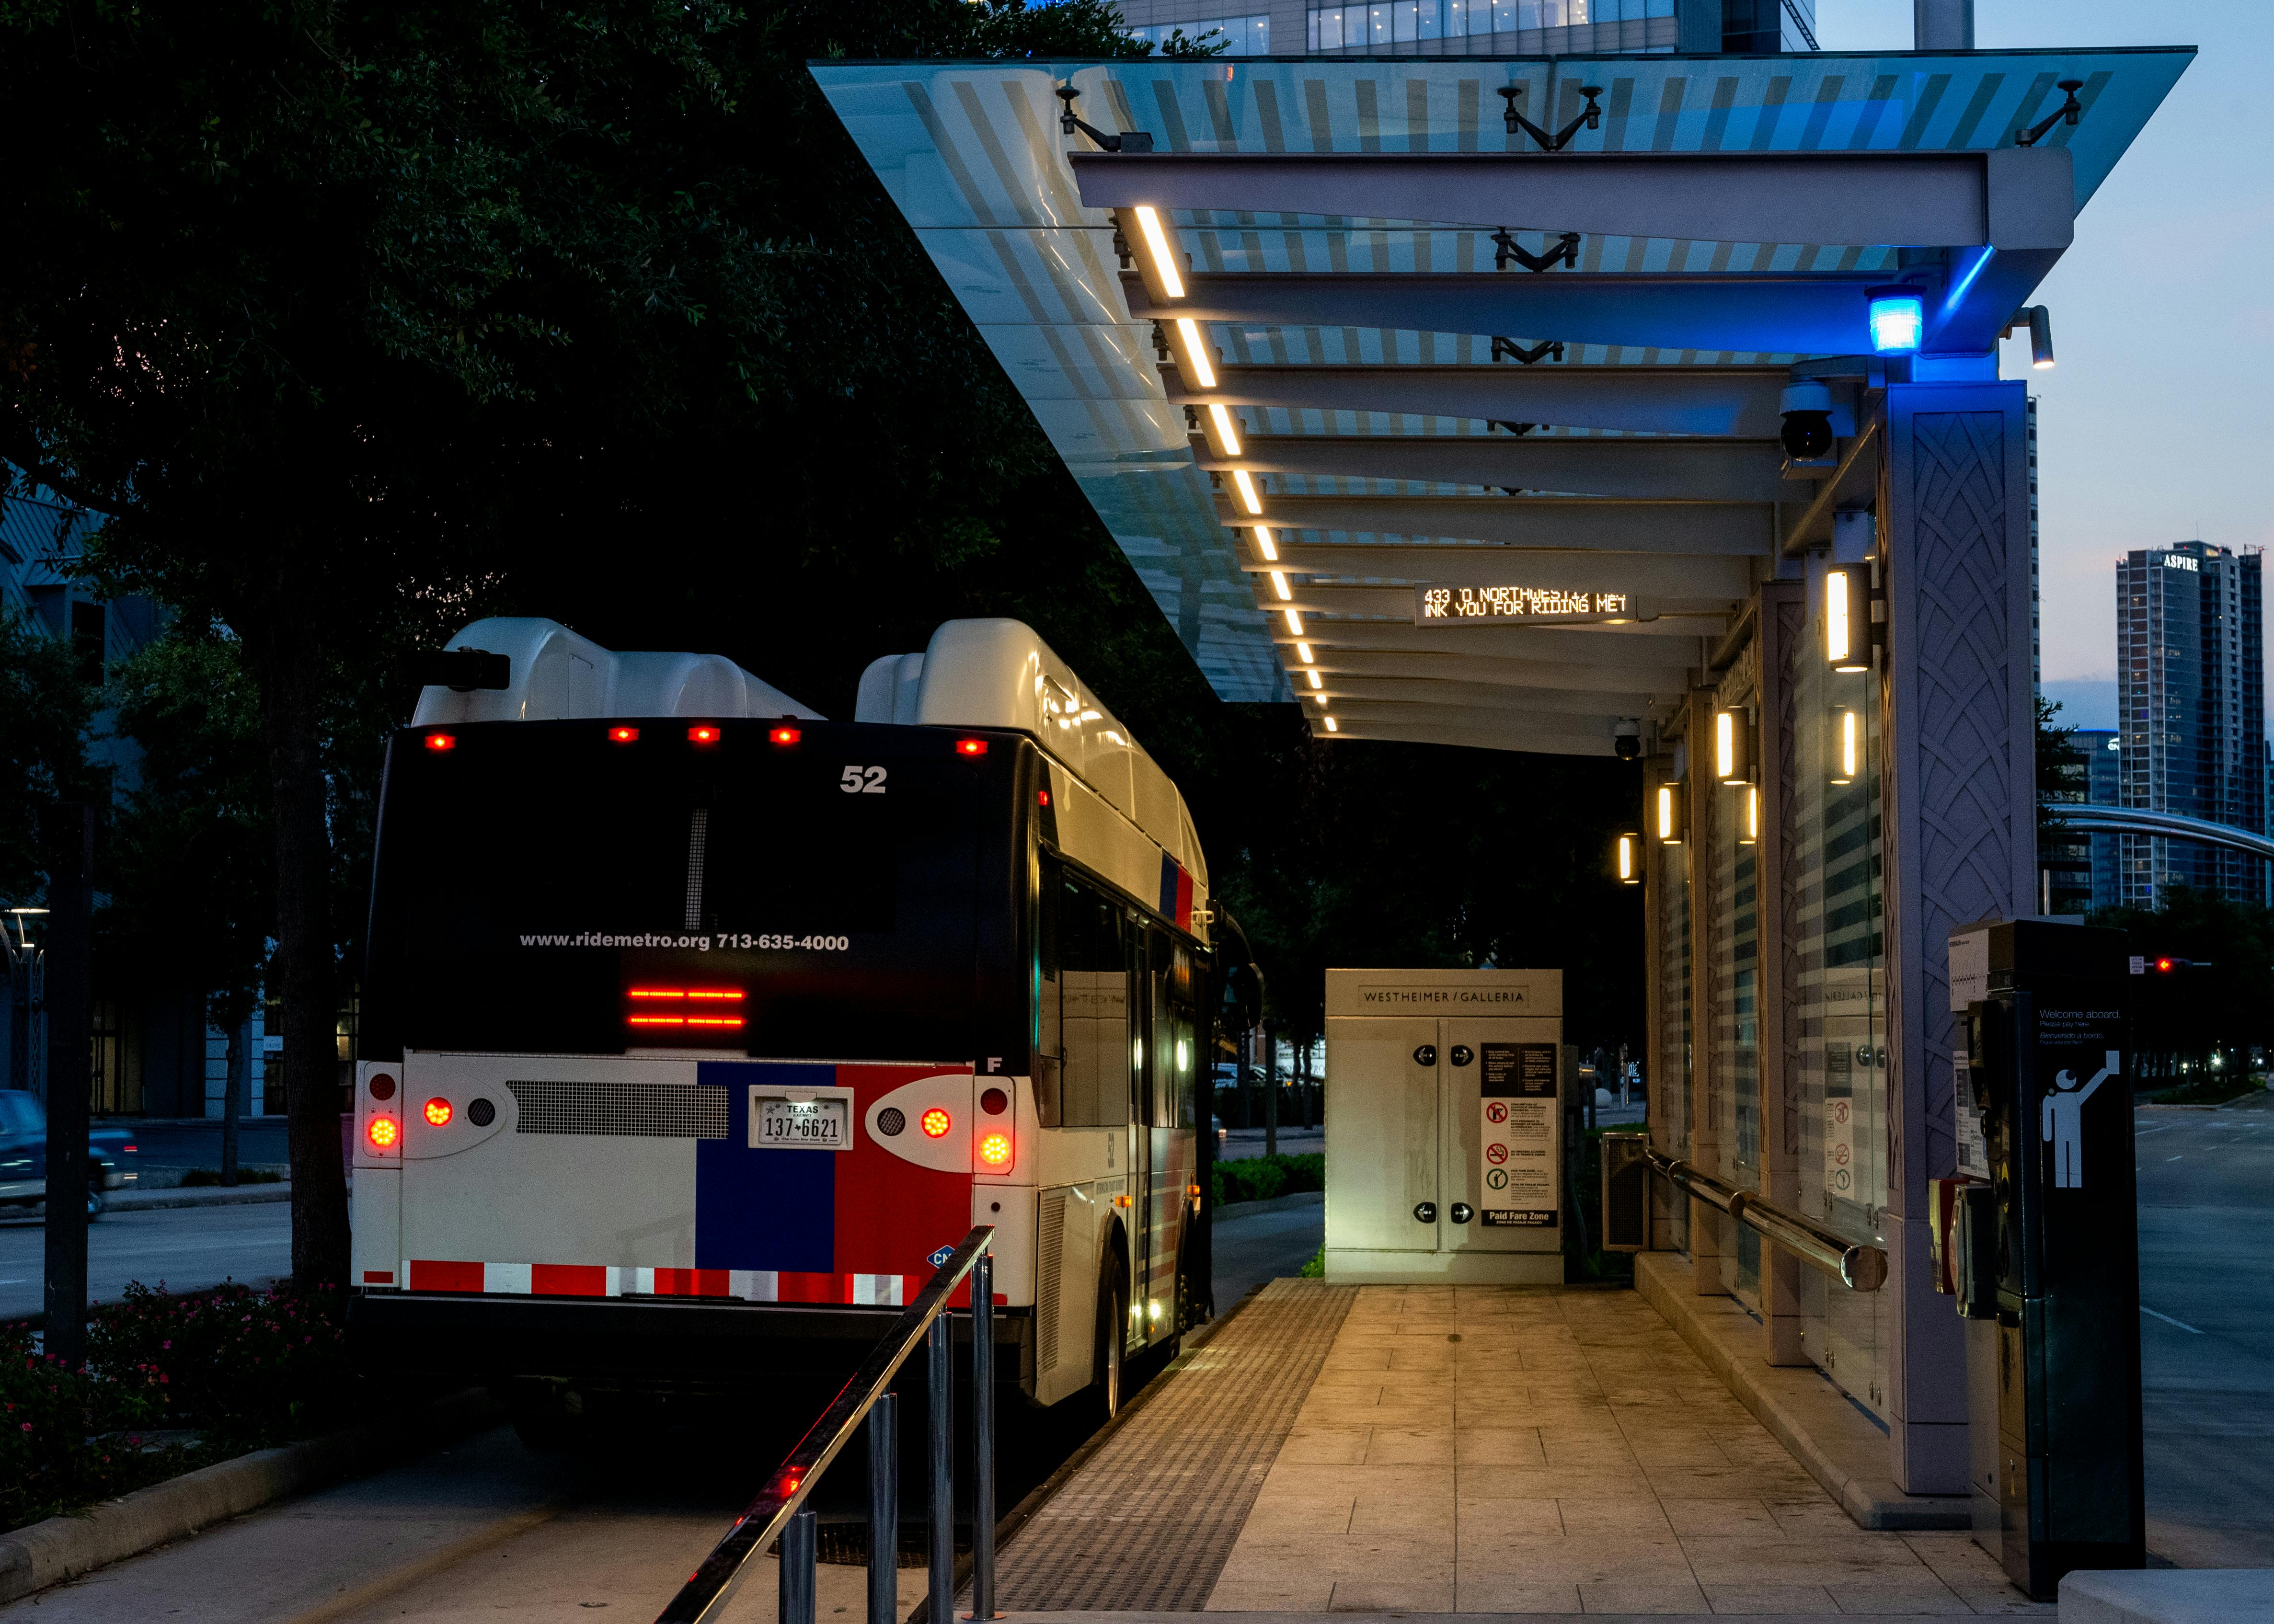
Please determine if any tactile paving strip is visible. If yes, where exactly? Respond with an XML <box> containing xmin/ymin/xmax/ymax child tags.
<box><xmin>991</xmin><ymin>1279</ymin><xmax>1358</xmax><ymax>1611</ymax></box>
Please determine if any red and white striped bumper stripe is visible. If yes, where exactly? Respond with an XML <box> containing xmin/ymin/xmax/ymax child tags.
<box><xmin>396</xmin><ymin>1261</ymin><xmax>911</xmax><ymax>1304</ymax></box>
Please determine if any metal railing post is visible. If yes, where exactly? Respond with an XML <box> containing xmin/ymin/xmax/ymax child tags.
<box><xmin>781</xmin><ymin>1509</ymin><xmax>816</xmax><ymax>1624</ymax></box>
<box><xmin>968</xmin><ymin>1250</ymin><xmax>995</xmax><ymax>1622</ymax></box>
<box><xmin>927</xmin><ymin>1315</ymin><xmax>954</xmax><ymax>1623</ymax></box>
<box><xmin>868</xmin><ymin>1393</ymin><xmax>898</xmax><ymax>1624</ymax></box>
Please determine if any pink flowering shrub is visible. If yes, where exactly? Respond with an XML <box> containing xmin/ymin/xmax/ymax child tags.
<box><xmin>1</xmin><ymin>1280</ymin><xmax>352</xmax><ymax>1532</ymax></box>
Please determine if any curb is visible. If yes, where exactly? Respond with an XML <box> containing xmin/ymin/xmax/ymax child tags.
<box><xmin>110</xmin><ymin>1183</ymin><xmax>293</xmax><ymax>1212</ymax></box>
<box><xmin>0</xmin><ymin>1388</ymin><xmax>502</xmax><ymax>1605</ymax></box>
<box><xmin>1634</xmin><ymin>1253</ymin><xmax>1970</xmax><ymax>1532</ymax></box>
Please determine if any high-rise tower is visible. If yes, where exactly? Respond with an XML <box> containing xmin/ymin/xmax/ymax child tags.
<box><xmin>2114</xmin><ymin>541</ymin><xmax>2267</xmax><ymax>903</ymax></box>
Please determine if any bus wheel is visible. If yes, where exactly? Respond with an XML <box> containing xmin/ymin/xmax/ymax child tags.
<box><xmin>1090</xmin><ymin>1263</ymin><xmax>1126</xmax><ymax>1423</ymax></box>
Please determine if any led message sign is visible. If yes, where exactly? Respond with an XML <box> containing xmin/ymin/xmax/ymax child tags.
<box><xmin>1415</xmin><ymin>585</ymin><xmax>1636</xmax><ymax>626</ymax></box>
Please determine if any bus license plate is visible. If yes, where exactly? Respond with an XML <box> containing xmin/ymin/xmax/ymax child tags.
<box><xmin>757</xmin><ymin>1098</ymin><xmax>849</xmax><ymax>1148</ymax></box>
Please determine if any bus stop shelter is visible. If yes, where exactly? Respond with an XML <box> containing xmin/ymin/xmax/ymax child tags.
<box><xmin>814</xmin><ymin>46</ymin><xmax>2187</xmax><ymax>1500</ymax></box>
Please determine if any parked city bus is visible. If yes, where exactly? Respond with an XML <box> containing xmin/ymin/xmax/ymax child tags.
<box><xmin>349</xmin><ymin>616</ymin><xmax>1216</xmax><ymax>1428</ymax></box>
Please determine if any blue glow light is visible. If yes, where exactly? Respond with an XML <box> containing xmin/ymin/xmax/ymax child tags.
<box><xmin>1867</xmin><ymin>286</ymin><xmax>1924</xmax><ymax>355</ymax></box>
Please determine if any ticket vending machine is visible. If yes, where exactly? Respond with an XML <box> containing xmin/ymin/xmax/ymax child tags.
<box><xmin>1956</xmin><ymin>919</ymin><xmax>2144</xmax><ymax>1600</ymax></box>
<box><xmin>1322</xmin><ymin>968</ymin><xmax>1564</xmax><ymax>1284</ymax></box>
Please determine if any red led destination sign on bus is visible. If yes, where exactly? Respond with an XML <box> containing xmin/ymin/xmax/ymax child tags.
<box><xmin>626</xmin><ymin>987</ymin><xmax>747</xmax><ymax>1029</ymax></box>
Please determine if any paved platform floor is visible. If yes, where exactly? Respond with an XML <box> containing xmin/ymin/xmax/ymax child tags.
<box><xmin>1198</xmin><ymin>1284</ymin><xmax>2043</xmax><ymax>1616</ymax></box>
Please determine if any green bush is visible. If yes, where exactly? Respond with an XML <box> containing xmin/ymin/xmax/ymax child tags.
<box><xmin>1</xmin><ymin>1280</ymin><xmax>354</xmax><ymax>1533</ymax></box>
<box><xmin>1212</xmin><ymin>1151</ymin><xmax>1324</xmax><ymax>1208</ymax></box>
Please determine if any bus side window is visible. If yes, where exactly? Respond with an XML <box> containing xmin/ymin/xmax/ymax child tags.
<box><xmin>1058</xmin><ymin>877</ymin><xmax>1131</xmax><ymax>1129</ymax></box>
<box><xmin>1035</xmin><ymin>857</ymin><xmax>1062</xmax><ymax>1127</ymax></box>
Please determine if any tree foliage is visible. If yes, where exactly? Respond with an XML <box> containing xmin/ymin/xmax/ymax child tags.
<box><xmin>0</xmin><ymin>609</ymin><xmax>106</xmax><ymax>904</ymax></box>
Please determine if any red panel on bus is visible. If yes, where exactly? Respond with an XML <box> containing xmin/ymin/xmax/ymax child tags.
<box><xmin>654</xmin><ymin>1268</ymin><xmax>732</xmax><ymax>1298</ymax></box>
<box><xmin>409</xmin><ymin>1259</ymin><xmax>484</xmax><ymax>1293</ymax></box>
<box><xmin>831</xmin><ymin>1064</ymin><xmax>974</xmax><ymax>1297</ymax></box>
<box><xmin>532</xmin><ymin>1264</ymin><xmax>609</xmax><ymax>1297</ymax></box>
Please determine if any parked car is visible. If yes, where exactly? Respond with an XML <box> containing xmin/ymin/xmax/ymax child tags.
<box><xmin>0</xmin><ymin>1089</ymin><xmax>140</xmax><ymax>1218</ymax></box>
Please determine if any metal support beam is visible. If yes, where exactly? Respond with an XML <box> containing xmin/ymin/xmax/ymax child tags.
<box><xmin>1195</xmin><ymin>433</ymin><xmax>1794</xmax><ymax>503</ymax></box>
<box><xmin>1166</xmin><ymin>363</ymin><xmax>1813</xmax><ymax>438</ymax></box>
<box><xmin>1073</xmin><ymin>148</ymin><xmax>2071</xmax><ymax>251</ymax></box>
<box><xmin>1136</xmin><ymin>271</ymin><xmax>1899</xmax><ymax>356</ymax></box>
<box><xmin>1218</xmin><ymin>493</ymin><xmax>1777</xmax><ymax>555</ymax></box>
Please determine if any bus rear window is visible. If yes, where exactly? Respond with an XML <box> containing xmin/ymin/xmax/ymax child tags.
<box><xmin>364</xmin><ymin>721</ymin><xmax>1019</xmax><ymax>1061</ymax></box>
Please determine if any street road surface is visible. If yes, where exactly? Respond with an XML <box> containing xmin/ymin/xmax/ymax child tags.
<box><xmin>1211</xmin><ymin>1192</ymin><xmax>1323</xmax><ymax>1309</ymax></box>
<box><xmin>0</xmin><ymin>1201</ymin><xmax>289</xmax><ymax>1320</ymax></box>
<box><xmin>2134</xmin><ymin>1089</ymin><xmax>2274</xmax><ymax>1567</ymax></box>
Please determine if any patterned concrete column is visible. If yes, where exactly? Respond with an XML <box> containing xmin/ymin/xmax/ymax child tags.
<box><xmin>1878</xmin><ymin>379</ymin><xmax>2038</xmax><ymax>1495</ymax></box>
<box><xmin>1756</xmin><ymin>581</ymin><xmax>1810</xmax><ymax>1367</ymax></box>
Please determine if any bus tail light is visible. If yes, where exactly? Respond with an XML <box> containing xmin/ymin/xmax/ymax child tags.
<box><xmin>424</xmin><ymin>1098</ymin><xmax>453</xmax><ymax>1127</ymax></box>
<box><xmin>921</xmin><ymin>1108</ymin><xmax>952</xmax><ymax>1138</ymax></box>
<box><xmin>367</xmin><ymin>1116</ymin><xmax>400</xmax><ymax>1152</ymax></box>
<box><xmin>978</xmin><ymin>1131</ymin><xmax>1012</xmax><ymax>1167</ymax></box>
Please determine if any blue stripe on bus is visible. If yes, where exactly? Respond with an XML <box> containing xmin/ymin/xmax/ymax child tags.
<box><xmin>1158</xmin><ymin>851</ymin><xmax>1179</xmax><ymax>919</ymax></box>
<box><xmin>693</xmin><ymin>1060</ymin><xmax>836</xmax><ymax>1273</ymax></box>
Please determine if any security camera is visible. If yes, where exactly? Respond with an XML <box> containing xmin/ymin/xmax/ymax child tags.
<box><xmin>1613</xmin><ymin>719</ymin><xmax>1642</xmax><ymax>762</ymax></box>
<box><xmin>1779</xmin><ymin>381</ymin><xmax>1835</xmax><ymax>461</ymax></box>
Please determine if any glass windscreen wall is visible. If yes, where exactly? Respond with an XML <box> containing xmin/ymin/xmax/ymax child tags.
<box><xmin>1791</xmin><ymin>555</ymin><xmax>1890</xmax><ymax>1418</ymax></box>
<box><xmin>1707</xmin><ymin>684</ymin><xmax>1762</xmax><ymax>1308</ymax></box>
<box><xmin>1654</xmin><ymin>797</ymin><xmax>1691</xmax><ymax>1251</ymax></box>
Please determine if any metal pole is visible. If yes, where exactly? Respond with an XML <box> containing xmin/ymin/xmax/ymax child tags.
<box><xmin>968</xmin><ymin>1251</ymin><xmax>994</xmax><ymax>1622</ymax></box>
<box><xmin>868</xmin><ymin>1393</ymin><xmax>898</xmax><ymax>1624</ymax></box>
<box><xmin>927</xmin><ymin>1315</ymin><xmax>953</xmax><ymax>1624</ymax></box>
<box><xmin>780</xmin><ymin>1508</ymin><xmax>816</xmax><ymax>1624</ymax></box>
<box><xmin>42</xmin><ymin>804</ymin><xmax>93</xmax><ymax>1370</ymax></box>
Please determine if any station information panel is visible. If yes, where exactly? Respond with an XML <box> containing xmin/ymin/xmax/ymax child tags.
<box><xmin>1321</xmin><ymin>968</ymin><xmax>1565</xmax><ymax>1285</ymax></box>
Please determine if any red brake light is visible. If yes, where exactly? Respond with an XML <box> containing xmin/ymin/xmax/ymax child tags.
<box><xmin>688</xmin><ymin>725</ymin><xmax>720</xmax><ymax>745</ymax></box>
<box><xmin>955</xmin><ymin>738</ymin><xmax>988</xmax><ymax>756</ymax></box>
<box><xmin>1037</xmin><ymin>789</ymin><xmax>1050</xmax><ymax>806</ymax></box>
<box><xmin>424</xmin><ymin>1098</ymin><xmax>453</xmax><ymax>1127</ymax></box>
<box><xmin>609</xmin><ymin>726</ymin><xmax>640</xmax><ymax>744</ymax></box>
<box><xmin>367</xmin><ymin>1117</ymin><xmax>400</xmax><ymax>1150</ymax></box>
<box><xmin>978</xmin><ymin>1131</ymin><xmax>1012</xmax><ymax>1167</ymax></box>
<box><xmin>921</xmin><ymin>1108</ymin><xmax>952</xmax><ymax>1138</ymax></box>
<box><xmin>769</xmin><ymin>727</ymin><xmax>802</xmax><ymax>745</ymax></box>
<box><xmin>424</xmin><ymin>732</ymin><xmax>456</xmax><ymax>753</ymax></box>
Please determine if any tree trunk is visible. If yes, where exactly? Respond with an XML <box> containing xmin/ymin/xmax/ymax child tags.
<box><xmin>244</xmin><ymin>596</ymin><xmax>350</xmax><ymax>1287</ymax></box>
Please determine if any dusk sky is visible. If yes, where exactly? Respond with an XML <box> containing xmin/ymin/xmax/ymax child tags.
<box><xmin>1819</xmin><ymin>2</ymin><xmax>2273</xmax><ymax>729</ymax></box>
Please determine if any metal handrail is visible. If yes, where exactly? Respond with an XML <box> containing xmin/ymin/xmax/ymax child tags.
<box><xmin>655</xmin><ymin>1226</ymin><xmax>998</xmax><ymax>1624</ymax></box>
<box><xmin>1645</xmin><ymin>1150</ymin><xmax>1887</xmax><ymax>1292</ymax></box>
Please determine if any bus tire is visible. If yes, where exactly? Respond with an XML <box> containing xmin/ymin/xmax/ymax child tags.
<box><xmin>1090</xmin><ymin>1258</ymin><xmax>1126</xmax><ymax>1423</ymax></box>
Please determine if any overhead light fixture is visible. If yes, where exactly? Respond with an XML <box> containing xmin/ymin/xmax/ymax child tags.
<box><xmin>1230</xmin><ymin>468</ymin><xmax>1263</xmax><ymax>515</ymax></box>
<box><xmin>1253</xmin><ymin>527</ymin><xmax>1278</xmax><ymax>561</ymax></box>
<box><xmin>1654</xmin><ymin>781</ymin><xmax>1685</xmax><ymax>845</ymax></box>
<box><xmin>1284</xmin><ymin>608</ymin><xmax>1304</xmax><ymax>635</ymax></box>
<box><xmin>1305</xmin><ymin>668</ymin><xmax>1322</xmax><ymax>690</ymax></box>
<box><xmin>1738</xmin><ymin>785</ymin><xmax>1760</xmax><ymax>846</ymax></box>
<box><xmin>1269</xmin><ymin>571</ymin><xmax>1291</xmax><ymax>601</ymax></box>
<box><xmin>1826</xmin><ymin>569</ymin><xmax>1869</xmax><ymax>673</ymax></box>
<box><xmin>1132</xmin><ymin>205</ymin><xmax>1183</xmax><ymax>299</ymax></box>
<box><xmin>1833</xmin><ymin>709</ymin><xmax>1860</xmax><ymax>785</ymax></box>
<box><xmin>2027</xmin><ymin>304</ymin><xmax>2055</xmax><ymax>369</ymax></box>
<box><xmin>1295</xmin><ymin>641</ymin><xmax>1313</xmax><ymax>663</ymax></box>
<box><xmin>1714</xmin><ymin>708</ymin><xmax>1751</xmax><ymax>786</ymax></box>
<box><xmin>1173</xmin><ymin>317</ymin><xmax>1216</xmax><ymax>388</ymax></box>
<box><xmin>1615</xmin><ymin>833</ymin><xmax>1640</xmax><ymax>884</ymax></box>
<box><xmin>1207</xmin><ymin>401</ymin><xmax>1242</xmax><ymax>456</ymax></box>
<box><xmin>1867</xmin><ymin>285</ymin><xmax>1924</xmax><ymax>355</ymax></box>
<box><xmin>1323</xmin><ymin>716</ymin><xmax>1339</xmax><ymax>733</ymax></box>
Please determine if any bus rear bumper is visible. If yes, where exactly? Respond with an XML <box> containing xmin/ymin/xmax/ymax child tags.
<box><xmin>348</xmin><ymin>1290</ymin><xmax>1029</xmax><ymax>1391</ymax></box>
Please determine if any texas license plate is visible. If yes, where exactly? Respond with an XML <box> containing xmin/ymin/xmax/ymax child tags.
<box><xmin>756</xmin><ymin>1097</ymin><xmax>849</xmax><ymax>1148</ymax></box>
